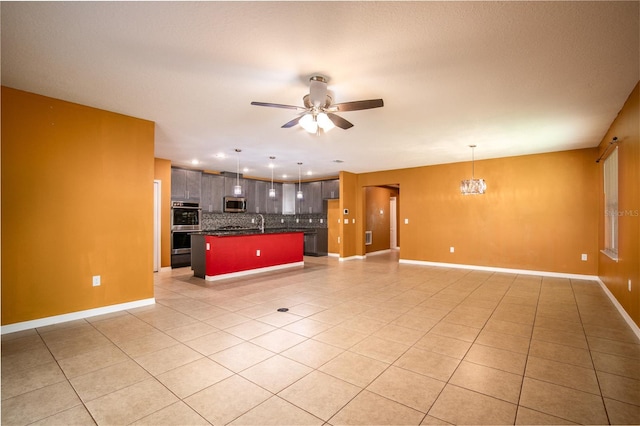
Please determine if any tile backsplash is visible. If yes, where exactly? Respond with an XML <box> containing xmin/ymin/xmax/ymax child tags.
<box><xmin>201</xmin><ymin>212</ymin><xmax>327</xmax><ymax>231</ymax></box>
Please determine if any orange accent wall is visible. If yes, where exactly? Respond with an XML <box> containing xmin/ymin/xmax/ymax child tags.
<box><xmin>339</xmin><ymin>171</ymin><xmax>359</xmax><ymax>258</ymax></box>
<box><xmin>154</xmin><ymin>158</ymin><xmax>172</xmax><ymax>268</ymax></box>
<box><xmin>597</xmin><ymin>82</ymin><xmax>639</xmax><ymax>327</ymax></box>
<box><xmin>346</xmin><ymin>148</ymin><xmax>599</xmax><ymax>275</ymax></box>
<box><xmin>1</xmin><ymin>87</ymin><xmax>155</xmax><ymax>325</ymax></box>
<box><xmin>327</xmin><ymin>199</ymin><xmax>340</xmax><ymax>254</ymax></box>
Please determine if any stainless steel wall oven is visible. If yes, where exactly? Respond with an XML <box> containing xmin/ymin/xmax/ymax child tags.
<box><xmin>171</xmin><ymin>201</ymin><xmax>201</xmax><ymax>268</ymax></box>
<box><xmin>171</xmin><ymin>201</ymin><xmax>201</xmax><ymax>230</ymax></box>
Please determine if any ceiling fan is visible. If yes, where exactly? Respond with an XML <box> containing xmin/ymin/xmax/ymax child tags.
<box><xmin>251</xmin><ymin>75</ymin><xmax>383</xmax><ymax>133</ymax></box>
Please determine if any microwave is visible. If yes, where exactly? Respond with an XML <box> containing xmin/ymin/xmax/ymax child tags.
<box><xmin>224</xmin><ymin>196</ymin><xmax>246</xmax><ymax>213</ymax></box>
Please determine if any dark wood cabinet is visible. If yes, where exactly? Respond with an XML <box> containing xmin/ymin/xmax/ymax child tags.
<box><xmin>299</xmin><ymin>181</ymin><xmax>323</xmax><ymax>214</ymax></box>
<box><xmin>322</xmin><ymin>179</ymin><xmax>340</xmax><ymax>199</ymax></box>
<box><xmin>171</xmin><ymin>168</ymin><xmax>202</xmax><ymax>202</ymax></box>
<box><xmin>304</xmin><ymin>229</ymin><xmax>328</xmax><ymax>256</ymax></box>
<box><xmin>201</xmin><ymin>174</ymin><xmax>225</xmax><ymax>212</ymax></box>
<box><xmin>224</xmin><ymin>176</ymin><xmax>247</xmax><ymax>197</ymax></box>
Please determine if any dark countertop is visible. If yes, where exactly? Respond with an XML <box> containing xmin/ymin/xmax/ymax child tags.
<box><xmin>194</xmin><ymin>228</ymin><xmax>325</xmax><ymax>236</ymax></box>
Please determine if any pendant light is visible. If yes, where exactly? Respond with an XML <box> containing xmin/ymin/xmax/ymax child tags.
<box><xmin>460</xmin><ymin>145</ymin><xmax>487</xmax><ymax>195</ymax></box>
<box><xmin>296</xmin><ymin>162</ymin><xmax>304</xmax><ymax>199</ymax></box>
<box><xmin>234</xmin><ymin>148</ymin><xmax>242</xmax><ymax>196</ymax></box>
<box><xmin>269</xmin><ymin>156</ymin><xmax>276</xmax><ymax>198</ymax></box>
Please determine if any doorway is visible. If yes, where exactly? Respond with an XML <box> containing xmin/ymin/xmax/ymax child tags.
<box><xmin>390</xmin><ymin>196</ymin><xmax>397</xmax><ymax>249</ymax></box>
<box><xmin>153</xmin><ymin>180</ymin><xmax>161</xmax><ymax>272</ymax></box>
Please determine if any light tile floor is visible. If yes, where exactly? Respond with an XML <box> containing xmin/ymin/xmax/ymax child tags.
<box><xmin>3</xmin><ymin>252</ymin><xmax>640</xmax><ymax>425</ymax></box>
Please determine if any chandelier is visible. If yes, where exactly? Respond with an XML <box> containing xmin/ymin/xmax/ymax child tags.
<box><xmin>460</xmin><ymin>145</ymin><xmax>486</xmax><ymax>195</ymax></box>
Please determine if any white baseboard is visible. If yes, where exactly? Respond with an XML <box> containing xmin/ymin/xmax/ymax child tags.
<box><xmin>339</xmin><ymin>255</ymin><xmax>366</xmax><ymax>262</ymax></box>
<box><xmin>596</xmin><ymin>278</ymin><xmax>640</xmax><ymax>341</ymax></box>
<box><xmin>399</xmin><ymin>259</ymin><xmax>598</xmax><ymax>280</ymax></box>
<box><xmin>327</xmin><ymin>253</ymin><xmax>340</xmax><ymax>258</ymax></box>
<box><xmin>366</xmin><ymin>249</ymin><xmax>391</xmax><ymax>256</ymax></box>
<box><xmin>1</xmin><ymin>298</ymin><xmax>156</xmax><ymax>335</ymax></box>
<box><xmin>205</xmin><ymin>261</ymin><xmax>304</xmax><ymax>282</ymax></box>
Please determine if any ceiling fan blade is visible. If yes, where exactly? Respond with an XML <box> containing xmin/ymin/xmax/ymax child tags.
<box><xmin>327</xmin><ymin>113</ymin><xmax>354</xmax><ymax>130</ymax></box>
<box><xmin>333</xmin><ymin>99</ymin><xmax>384</xmax><ymax>112</ymax></box>
<box><xmin>251</xmin><ymin>101</ymin><xmax>306</xmax><ymax>111</ymax></box>
<box><xmin>281</xmin><ymin>115</ymin><xmax>304</xmax><ymax>128</ymax></box>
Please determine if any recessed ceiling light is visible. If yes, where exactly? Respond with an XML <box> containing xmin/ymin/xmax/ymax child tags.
<box><xmin>191</xmin><ymin>159</ymin><xmax>199</xmax><ymax>165</ymax></box>
<box><xmin>215</xmin><ymin>153</ymin><xmax>225</xmax><ymax>159</ymax></box>
<box><xmin>242</xmin><ymin>167</ymin><xmax>249</xmax><ymax>173</ymax></box>
<box><xmin>333</xmin><ymin>159</ymin><xmax>344</xmax><ymax>163</ymax></box>
<box><xmin>282</xmin><ymin>174</ymin><xmax>287</xmax><ymax>178</ymax></box>
<box><xmin>306</xmin><ymin>171</ymin><xmax>312</xmax><ymax>176</ymax></box>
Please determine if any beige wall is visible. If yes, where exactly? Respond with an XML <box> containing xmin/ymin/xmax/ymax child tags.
<box><xmin>1</xmin><ymin>87</ymin><xmax>155</xmax><ymax>325</ymax></box>
<box><xmin>598</xmin><ymin>82</ymin><xmax>639</xmax><ymax>327</ymax></box>
<box><xmin>154</xmin><ymin>158</ymin><xmax>172</xmax><ymax>268</ymax></box>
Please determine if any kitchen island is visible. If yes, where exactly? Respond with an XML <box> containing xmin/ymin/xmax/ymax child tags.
<box><xmin>191</xmin><ymin>230</ymin><xmax>304</xmax><ymax>281</ymax></box>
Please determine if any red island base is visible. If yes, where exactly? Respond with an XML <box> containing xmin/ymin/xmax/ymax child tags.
<box><xmin>204</xmin><ymin>232</ymin><xmax>304</xmax><ymax>281</ymax></box>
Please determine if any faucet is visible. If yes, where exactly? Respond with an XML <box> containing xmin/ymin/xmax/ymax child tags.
<box><xmin>257</xmin><ymin>214</ymin><xmax>265</xmax><ymax>233</ymax></box>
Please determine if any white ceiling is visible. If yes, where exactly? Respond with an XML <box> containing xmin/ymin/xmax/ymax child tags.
<box><xmin>2</xmin><ymin>1</ymin><xmax>638</xmax><ymax>180</ymax></box>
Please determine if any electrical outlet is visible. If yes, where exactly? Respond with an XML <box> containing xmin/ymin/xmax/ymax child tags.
<box><xmin>581</xmin><ymin>254</ymin><xmax>587</xmax><ymax>261</ymax></box>
<box><xmin>92</xmin><ymin>275</ymin><xmax>101</xmax><ymax>287</ymax></box>
<box><xmin>629</xmin><ymin>279</ymin><xmax>632</xmax><ymax>292</ymax></box>
<box><xmin>251</xmin><ymin>218</ymin><xmax>255</xmax><ymax>223</ymax></box>
<box><xmin>256</xmin><ymin>249</ymin><xmax>261</xmax><ymax>257</ymax></box>
<box><xmin>450</xmin><ymin>247</ymin><xmax>455</xmax><ymax>253</ymax></box>
<box><xmin>320</xmin><ymin>219</ymin><xmax>323</xmax><ymax>223</ymax></box>
<box><xmin>281</xmin><ymin>218</ymin><xmax>284</xmax><ymax>223</ymax></box>
<box><xmin>309</xmin><ymin>219</ymin><xmax>312</xmax><ymax>223</ymax></box>
<box><xmin>404</xmin><ymin>218</ymin><xmax>409</xmax><ymax>224</ymax></box>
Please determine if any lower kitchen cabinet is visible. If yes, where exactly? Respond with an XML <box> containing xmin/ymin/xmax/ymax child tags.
<box><xmin>304</xmin><ymin>228</ymin><xmax>328</xmax><ymax>256</ymax></box>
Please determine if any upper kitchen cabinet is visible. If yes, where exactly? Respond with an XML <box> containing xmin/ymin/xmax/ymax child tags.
<box><xmin>245</xmin><ymin>180</ymin><xmax>258</xmax><ymax>213</ymax></box>
<box><xmin>223</xmin><ymin>175</ymin><xmax>247</xmax><ymax>197</ymax></box>
<box><xmin>282</xmin><ymin>183</ymin><xmax>296</xmax><ymax>215</ymax></box>
<box><xmin>247</xmin><ymin>180</ymin><xmax>278</xmax><ymax>213</ymax></box>
<box><xmin>322</xmin><ymin>179</ymin><xmax>340</xmax><ymax>199</ymax></box>
<box><xmin>171</xmin><ymin>168</ymin><xmax>202</xmax><ymax>202</ymax></box>
<box><xmin>299</xmin><ymin>181</ymin><xmax>323</xmax><ymax>214</ymax></box>
<box><xmin>201</xmin><ymin>173</ymin><xmax>225</xmax><ymax>213</ymax></box>
<box><xmin>265</xmin><ymin>182</ymin><xmax>282</xmax><ymax>214</ymax></box>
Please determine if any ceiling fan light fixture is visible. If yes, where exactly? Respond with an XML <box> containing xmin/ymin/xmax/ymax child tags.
<box><xmin>317</xmin><ymin>113</ymin><xmax>335</xmax><ymax>131</ymax></box>
<box><xmin>299</xmin><ymin>114</ymin><xmax>317</xmax><ymax>133</ymax></box>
